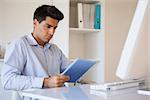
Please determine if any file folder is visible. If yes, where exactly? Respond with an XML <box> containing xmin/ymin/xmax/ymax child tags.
<box><xmin>77</xmin><ymin>3</ymin><xmax>83</xmax><ymax>28</ymax></box>
<box><xmin>94</xmin><ymin>4</ymin><xmax>101</xmax><ymax>29</ymax></box>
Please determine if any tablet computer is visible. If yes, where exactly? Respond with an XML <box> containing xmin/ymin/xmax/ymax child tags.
<box><xmin>61</xmin><ymin>58</ymin><xmax>96</xmax><ymax>82</ymax></box>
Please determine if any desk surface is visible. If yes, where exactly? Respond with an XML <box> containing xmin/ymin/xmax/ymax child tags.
<box><xmin>21</xmin><ymin>85</ymin><xmax>149</xmax><ymax>100</ymax></box>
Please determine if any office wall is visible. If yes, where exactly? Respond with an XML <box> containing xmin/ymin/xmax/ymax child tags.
<box><xmin>105</xmin><ymin>0</ymin><xmax>137</xmax><ymax>82</ymax></box>
<box><xmin>0</xmin><ymin>1</ymin><xmax>33</xmax><ymax>45</ymax></box>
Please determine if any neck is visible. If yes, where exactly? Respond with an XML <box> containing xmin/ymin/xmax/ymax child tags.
<box><xmin>32</xmin><ymin>33</ymin><xmax>45</xmax><ymax>47</ymax></box>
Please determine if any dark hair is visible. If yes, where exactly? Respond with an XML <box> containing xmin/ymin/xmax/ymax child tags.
<box><xmin>33</xmin><ymin>5</ymin><xmax>64</xmax><ymax>23</ymax></box>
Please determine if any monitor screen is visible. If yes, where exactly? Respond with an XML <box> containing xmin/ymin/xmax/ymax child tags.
<box><xmin>116</xmin><ymin>0</ymin><xmax>148</xmax><ymax>80</ymax></box>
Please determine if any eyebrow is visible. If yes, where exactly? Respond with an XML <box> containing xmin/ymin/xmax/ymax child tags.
<box><xmin>46</xmin><ymin>23</ymin><xmax>57</xmax><ymax>29</ymax></box>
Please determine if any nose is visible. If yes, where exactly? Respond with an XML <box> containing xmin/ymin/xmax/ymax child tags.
<box><xmin>48</xmin><ymin>27</ymin><xmax>55</xmax><ymax>35</ymax></box>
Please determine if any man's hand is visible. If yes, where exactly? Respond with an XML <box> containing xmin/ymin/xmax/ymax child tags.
<box><xmin>43</xmin><ymin>75</ymin><xmax>70</xmax><ymax>88</ymax></box>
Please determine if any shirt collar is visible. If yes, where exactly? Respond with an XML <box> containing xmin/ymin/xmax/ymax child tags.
<box><xmin>26</xmin><ymin>33</ymin><xmax>51</xmax><ymax>49</ymax></box>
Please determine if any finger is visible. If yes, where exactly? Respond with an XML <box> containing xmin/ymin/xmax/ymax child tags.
<box><xmin>51</xmin><ymin>75</ymin><xmax>69</xmax><ymax>85</ymax></box>
<box><xmin>65</xmin><ymin>75</ymin><xmax>70</xmax><ymax>81</ymax></box>
<box><xmin>54</xmin><ymin>81</ymin><xmax>64</xmax><ymax>87</ymax></box>
<box><xmin>57</xmin><ymin>75</ymin><xmax>70</xmax><ymax>81</ymax></box>
<box><xmin>46</xmin><ymin>76</ymin><xmax>66</xmax><ymax>88</ymax></box>
<box><xmin>62</xmin><ymin>75</ymin><xmax>70</xmax><ymax>81</ymax></box>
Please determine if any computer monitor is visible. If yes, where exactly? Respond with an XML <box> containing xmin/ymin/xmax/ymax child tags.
<box><xmin>116</xmin><ymin>0</ymin><xmax>149</xmax><ymax>80</ymax></box>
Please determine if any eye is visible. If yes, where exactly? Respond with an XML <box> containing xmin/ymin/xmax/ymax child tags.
<box><xmin>47</xmin><ymin>25</ymin><xmax>52</xmax><ymax>28</ymax></box>
<box><xmin>54</xmin><ymin>26</ymin><xmax>57</xmax><ymax>30</ymax></box>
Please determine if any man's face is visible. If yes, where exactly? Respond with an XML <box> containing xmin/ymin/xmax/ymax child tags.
<box><xmin>33</xmin><ymin>17</ymin><xmax>59</xmax><ymax>45</ymax></box>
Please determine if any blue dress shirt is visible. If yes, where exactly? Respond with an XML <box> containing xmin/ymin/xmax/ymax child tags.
<box><xmin>1</xmin><ymin>33</ymin><xmax>70</xmax><ymax>91</ymax></box>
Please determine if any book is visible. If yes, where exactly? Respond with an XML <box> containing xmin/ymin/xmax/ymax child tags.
<box><xmin>94</xmin><ymin>4</ymin><xmax>101</xmax><ymax>29</ymax></box>
<box><xmin>77</xmin><ymin>3</ymin><xmax>83</xmax><ymax>28</ymax></box>
<box><xmin>61</xmin><ymin>58</ymin><xmax>96</xmax><ymax>82</ymax></box>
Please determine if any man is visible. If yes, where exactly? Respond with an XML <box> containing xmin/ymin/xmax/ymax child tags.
<box><xmin>1</xmin><ymin>5</ymin><xmax>70</xmax><ymax>91</ymax></box>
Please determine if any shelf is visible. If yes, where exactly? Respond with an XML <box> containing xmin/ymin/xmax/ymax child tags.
<box><xmin>69</xmin><ymin>28</ymin><xmax>100</xmax><ymax>34</ymax></box>
<box><xmin>69</xmin><ymin>58</ymin><xmax>100</xmax><ymax>63</ymax></box>
<box><xmin>70</xmin><ymin>0</ymin><xmax>100</xmax><ymax>4</ymax></box>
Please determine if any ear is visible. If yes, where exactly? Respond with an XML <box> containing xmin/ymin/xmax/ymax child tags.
<box><xmin>33</xmin><ymin>19</ymin><xmax>39</xmax><ymax>27</ymax></box>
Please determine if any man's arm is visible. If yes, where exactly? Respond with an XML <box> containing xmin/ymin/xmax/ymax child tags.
<box><xmin>1</xmin><ymin>39</ymin><xmax>44</xmax><ymax>90</ymax></box>
<box><xmin>1</xmin><ymin>64</ymin><xmax>44</xmax><ymax>90</ymax></box>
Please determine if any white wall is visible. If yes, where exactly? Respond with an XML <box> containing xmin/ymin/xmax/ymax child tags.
<box><xmin>51</xmin><ymin>0</ymin><xmax>69</xmax><ymax>57</ymax></box>
<box><xmin>105</xmin><ymin>0</ymin><xmax>138</xmax><ymax>82</ymax></box>
<box><xmin>0</xmin><ymin>1</ymin><xmax>36</xmax><ymax>44</ymax></box>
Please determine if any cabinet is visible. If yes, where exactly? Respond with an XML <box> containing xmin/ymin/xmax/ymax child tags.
<box><xmin>68</xmin><ymin>0</ymin><xmax>105</xmax><ymax>83</ymax></box>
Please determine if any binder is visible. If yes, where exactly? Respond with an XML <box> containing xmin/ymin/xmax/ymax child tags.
<box><xmin>83</xmin><ymin>4</ymin><xmax>95</xmax><ymax>29</ymax></box>
<box><xmin>77</xmin><ymin>3</ymin><xmax>83</xmax><ymax>28</ymax></box>
<box><xmin>94</xmin><ymin>4</ymin><xmax>101</xmax><ymax>29</ymax></box>
<box><xmin>83</xmin><ymin>3</ymin><xmax>90</xmax><ymax>28</ymax></box>
<box><xmin>89</xmin><ymin>4</ymin><xmax>95</xmax><ymax>29</ymax></box>
<box><xmin>61</xmin><ymin>58</ymin><xmax>96</xmax><ymax>82</ymax></box>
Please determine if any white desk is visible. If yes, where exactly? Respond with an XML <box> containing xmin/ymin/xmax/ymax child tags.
<box><xmin>21</xmin><ymin>84</ymin><xmax>150</xmax><ymax>100</ymax></box>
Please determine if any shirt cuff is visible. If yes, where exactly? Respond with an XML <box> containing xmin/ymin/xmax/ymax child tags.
<box><xmin>32</xmin><ymin>77</ymin><xmax>44</xmax><ymax>88</ymax></box>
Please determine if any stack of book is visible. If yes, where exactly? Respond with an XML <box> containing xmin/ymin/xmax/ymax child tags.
<box><xmin>77</xmin><ymin>3</ymin><xmax>101</xmax><ymax>29</ymax></box>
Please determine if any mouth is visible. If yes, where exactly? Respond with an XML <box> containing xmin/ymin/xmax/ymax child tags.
<box><xmin>49</xmin><ymin>35</ymin><xmax>53</xmax><ymax>39</ymax></box>
<box><xmin>46</xmin><ymin>35</ymin><xmax>53</xmax><ymax>40</ymax></box>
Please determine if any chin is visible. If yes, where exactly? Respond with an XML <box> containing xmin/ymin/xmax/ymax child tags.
<box><xmin>44</xmin><ymin>40</ymin><xmax>49</xmax><ymax>44</ymax></box>
<box><xmin>44</xmin><ymin>39</ymin><xmax>51</xmax><ymax>43</ymax></box>
<box><xmin>44</xmin><ymin>37</ymin><xmax>52</xmax><ymax>43</ymax></box>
